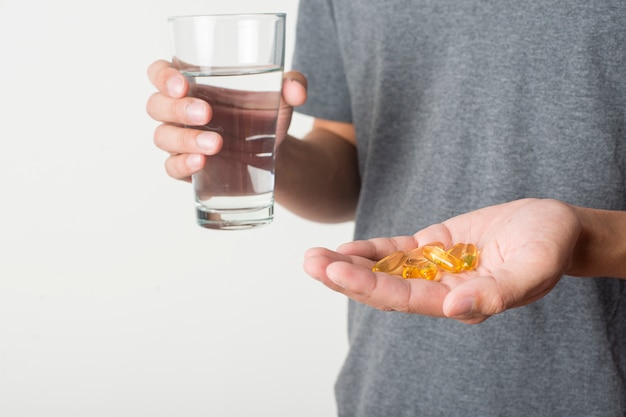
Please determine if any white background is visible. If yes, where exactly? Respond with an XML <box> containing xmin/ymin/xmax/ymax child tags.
<box><xmin>0</xmin><ymin>1</ymin><xmax>354</xmax><ymax>416</ymax></box>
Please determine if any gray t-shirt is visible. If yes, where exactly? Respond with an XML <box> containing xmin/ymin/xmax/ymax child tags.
<box><xmin>292</xmin><ymin>0</ymin><xmax>626</xmax><ymax>416</ymax></box>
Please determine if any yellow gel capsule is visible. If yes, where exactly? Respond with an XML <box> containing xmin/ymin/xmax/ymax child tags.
<box><xmin>372</xmin><ymin>251</ymin><xmax>407</xmax><ymax>275</ymax></box>
<box><xmin>447</xmin><ymin>243</ymin><xmax>465</xmax><ymax>258</ymax></box>
<box><xmin>461</xmin><ymin>243</ymin><xmax>479</xmax><ymax>270</ymax></box>
<box><xmin>405</xmin><ymin>247</ymin><xmax>424</xmax><ymax>259</ymax></box>
<box><xmin>422</xmin><ymin>245</ymin><xmax>462</xmax><ymax>273</ymax></box>
<box><xmin>447</xmin><ymin>243</ymin><xmax>479</xmax><ymax>271</ymax></box>
<box><xmin>423</xmin><ymin>241</ymin><xmax>444</xmax><ymax>250</ymax></box>
<box><xmin>402</xmin><ymin>258</ymin><xmax>440</xmax><ymax>281</ymax></box>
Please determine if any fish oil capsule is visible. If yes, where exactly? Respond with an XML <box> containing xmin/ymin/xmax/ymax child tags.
<box><xmin>447</xmin><ymin>243</ymin><xmax>465</xmax><ymax>259</ymax></box>
<box><xmin>462</xmin><ymin>243</ymin><xmax>479</xmax><ymax>270</ymax></box>
<box><xmin>422</xmin><ymin>241</ymin><xmax>444</xmax><ymax>250</ymax></box>
<box><xmin>402</xmin><ymin>258</ymin><xmax>440</xmax><ymax>281</ymax></box>
<box><xmin>447</xmin><ymin>243</ymin><xmax>479</xmax><ymax>271</ymax></box>
<box><xmin>405</xmin><ymin>247</ymin><xmax>424</xmax><ymax>260</ymax></box>
<box><xmin>422</xmin><ymin>244</ymin><xmax>462</xmax><ymax>273</ymax></box>
<box><xmin>405</xmin><ymin>242</ymin><xmax>444</xmax><ymax>266</ymax></box>
<box><xmin>372</xmin><ymin>251</ymin><xmax>407</xmax><ymax>275</ymax></box>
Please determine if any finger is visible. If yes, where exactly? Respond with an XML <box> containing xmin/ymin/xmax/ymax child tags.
<box><xmin>413</xmin><ymin>223</ymin><xmax>454</xmax><ymax>248</ymax></box>
<box><xmin>163</xmin><ymin>153</ymin><xmax>206</xmax><ymax>181</ymax></box>
<box><xmin>325</xmin><ymin>261</ymin><xmax>449</xmax><ymax>315</ymax></box>
<box><xmin>326</xmin><ymin>261</ymin><xmax>406</xmax><ymax>311</ymax></box>
<box><xmin>147</xmin><ymin>59</ymin><xmax>189</xmax><ymax>98</ymax></box>
<box><xmin>442</xmin><ymin>252</ymin><xmax>560</xmax><ymax>320</ymax></box>
<box><xmin>282</xmin><ymin>71</ymin><xmax>308</xmax><ymax>107</ymax></box>
<box><xmin>303</xmin><ymin>247</ymin><xmax>376</xmax><ymax>293</ymax></box>
<box><xmin>146</xmin><ymin>93</ymin><xmax>211</xmax><ymax>126</ymax></box>
<box><xmin>154</xmin><ymin>124</ymin><xmax>223</xmax><ymax>156</ymax></box>
<box><xmin>303</xmin><ymin>247</ymin><xmax>354</xmax><ymax>293</ymax></box>
<box><xmin>337</xmin><ymin>236</ymin><xmax>418</xmax><ymax>260</ymax></box>
<box><xmin>442</xmin><ymin>275</ymin><xmax>504</xmax><ymax>320</ymax></box>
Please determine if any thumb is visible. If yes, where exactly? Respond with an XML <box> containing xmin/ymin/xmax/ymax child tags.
<box><xmin>443</xmin><ymin>262</ymin><xmax>559</xmax><ymax>323</ymax></box>
<box><xmin>275</xmin><ymin>71</ymin><xmax>308</xmax><ymax>145</ymax></box>
<box><xmin>282</xmin><ymin>71</ymin><xmax>308</xmax><ymax>107</ymax></box>
<box><xmin>442</xmin><ymin>276</ymin><xmax>508</xmax><ymax>322</ymax></box>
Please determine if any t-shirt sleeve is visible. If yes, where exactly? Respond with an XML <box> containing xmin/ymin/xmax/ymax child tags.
<box><xmin>291</xmin><ymin>0</ymin><xmax>353</xmax><ymax>123</ymax></box>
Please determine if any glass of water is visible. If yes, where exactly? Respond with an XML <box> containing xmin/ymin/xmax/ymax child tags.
<box><xmin>168</xmin><ymin>14</ymin><xmax>286</xmax><ymax>230</ymax></box>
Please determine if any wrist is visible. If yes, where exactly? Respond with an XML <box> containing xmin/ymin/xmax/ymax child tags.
<box><xmin>567</xmin><ymin>206</ymin><xmax>626</xmax><ymax>279</ymax></box>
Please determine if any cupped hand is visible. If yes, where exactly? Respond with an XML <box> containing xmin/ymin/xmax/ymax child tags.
<box><xmin>146</xmin><ymin>59</ymin><xmax>307</xmax><ymax>182</ymax></box>
<box><xmin>303</xmin><ymin>198</ymin><xmax>582</xmax><ymax>324</ymax></box>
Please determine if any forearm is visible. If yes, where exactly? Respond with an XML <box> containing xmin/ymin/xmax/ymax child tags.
<box><xmin>567</xmin><ymin>206</ymin><xmax>626</xmax><ymax>279</ymax></box>
<box><xmin>274</xmin><ymin>129</ymin><xmax>360</xmax><ymax>223</ymax></box>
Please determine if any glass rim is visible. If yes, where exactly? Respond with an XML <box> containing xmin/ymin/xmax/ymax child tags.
<box><xmin>168</xmin><ymin>13</ymin><xmax>286</xmax><ymax>23</ymax></box>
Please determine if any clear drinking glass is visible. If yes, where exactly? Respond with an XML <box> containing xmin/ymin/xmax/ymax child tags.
<box><xmin>168</xmin><ymin>14</ymin><xmax>286</xmax><ymax>230</ymax></box>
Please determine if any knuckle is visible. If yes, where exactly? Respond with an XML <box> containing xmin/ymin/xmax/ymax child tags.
<box><xmin>171</xmin><ymin>98</ymin><xmax>192</xmax><ymax>122</ymax></box>
<box><xmin>152</xmin><ymin>62</ymin><xmax>176</xmax><ymax>90</ymax></box>
<box><xmin>154</xmin><ymin>68</ymin><xmax>170</xmax><ymax>89</ymax></box>
<box><xmin>153</xmin><ymin>124</ymin><xmax>168</xmax><ymax>148</ymax></box>
<box><xmin>164</xmin><ymin>155</ymin><xmax>186</xmax><ymax>180</ymax></box>
<box><xmin>145</xmin><ymin>93</ymin><xmax>161</xmax><ymax>119</ymax></box>
<box><xmin>154</xmin><ymin>124</ymin><xmax>196</xmax><ymax>154</ymax></box>
<box><xmin>182</xmin><ymin>128</ymin><xmax>200</xmax><ymax>150</ymax></box>
<box><xmin>163</xmin><ymin>157</ymin><xmax>176</xmax><ymax>177</ymax></box>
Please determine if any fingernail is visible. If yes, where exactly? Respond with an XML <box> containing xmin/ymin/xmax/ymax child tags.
<box><xmin>186</xmin><ymin>154</ymin><xmax>203</xmax><ymax>170</ymax></box>
<box><xmin>196</xmin><ymin>132</ymin><xmax>218</xmax><ymax>151</ymax></box>
<box><xmin>167</xmin><ymin>75</ymin><xmax>184</xmax><ymax>97</ymax></box>
<box><xmin>186</xmin><ymin>102</ymin><xmax>206</xmax><ymax>123</ymax></box>
<box><xmin>450</xmin><ymin>297</ymin><xmax>475</xmax><ymax>316</ymax></box>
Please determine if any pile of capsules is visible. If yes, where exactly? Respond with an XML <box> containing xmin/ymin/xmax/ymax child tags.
<box><xmin>371</xmin><ymin>242</ymin><xmax>479</xmax><ymax>281</ymax></box>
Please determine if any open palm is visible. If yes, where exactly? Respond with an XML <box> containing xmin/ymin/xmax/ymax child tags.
<box><xmin>303</xmin><ymin>198</ymin><xmax>581</xmax><ymax>324</ymax></box>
